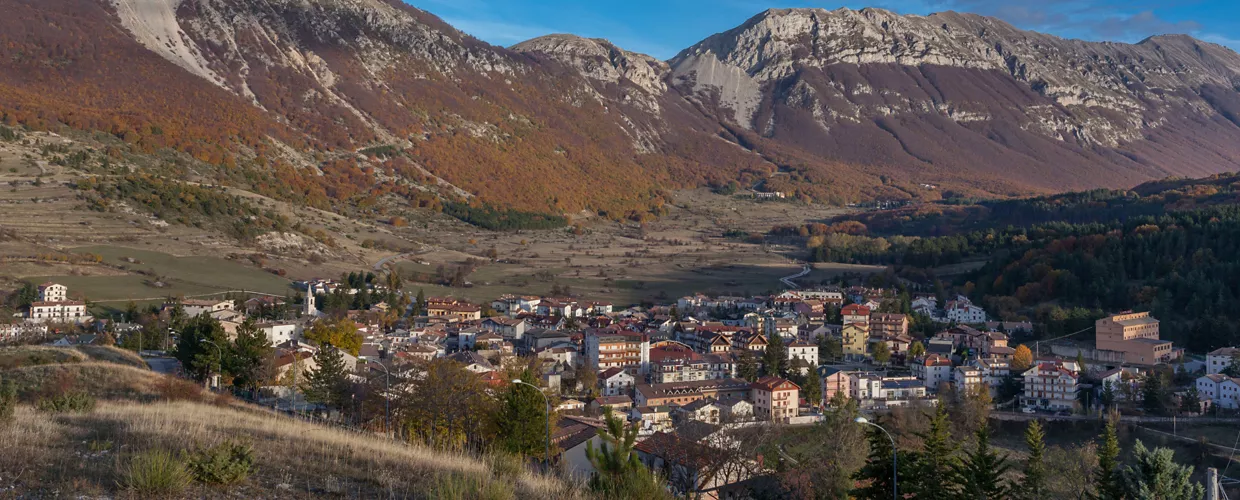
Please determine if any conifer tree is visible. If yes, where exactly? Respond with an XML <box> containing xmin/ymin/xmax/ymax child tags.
<box><xmin>909</xmin><ymin>403</ymin><xmax>960</xmax><ymax>498</ymax></box>
<box><xmin>1094</xmin><ymin>420</ymin><xmax>1124</xmax><ymax>500</ymax></box>
<box><xmin>1120</xmin><ymin>440</ymin><xmax>1204</xmax><ymax>500</ymax></box>
<box><xmin>304</xmin><ymin>346</ymin><xmax>349</xmax><ymax>410</ymax></box>
<box><xmin>763</xmin><ymin>333</ymin><xmax>787</xmax><ymax>377</ymax></box>
<box><xmin>1020</xmin><ymin>420</ymin><xmax>1048</xmax><ymax>500</ymax></box>
<box><xmin>956</xmin><ymin>426</ymin><xmax>1011</xmax><ymax>499</ymax></box>
<box><xmin>229</xmin><ymin>317</ymin><xmax>273</xmax><ymax>392</ymax></box>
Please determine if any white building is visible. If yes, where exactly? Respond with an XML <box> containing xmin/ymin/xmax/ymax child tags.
<box><xmin>911</xmin><ymin>354</ymin><xmax>953</xmax><ymax>391</ymax></box>
<box><xmin>0</xmin><ymin>322</ymin><xmax>48</xmax><ymax>341</ymax></box>
<box><xmin>181</xmin><ymin>299</ymin><xmax>235</xmax><ymax>317</ymax></box>
<box><xmin>1206</xmin><ymin>347</ymin><xmax>1237</xmax><ymax>375</ymax></box>
<box><xmin>954</xmin><ymin>365</ymin><xmax>985</xmax><ymax>394</ymax></box>
<box><xmin>1197</xmin><ymin>374</ymin><xmax>1240</xmax><ymax>410</ymax></box>
<box><xmin>851</xmin><ymin>374</ymin><xmax>928</xmax><ymax>408</ymax></box>
<box><xmin>787</xmin><ymin>342</ymin><xmax>818</xmax><ymax>374</ymax></box>
<box><xmin>27</xmin><ymin>301</ymin><xmax>91</xmax><ymax>324</ymax></box>
<box><xmin>600</xmin><ymin>368</ymin><xmax>635</xmax><ymax>397</ymax></box>
<box><xmin>946</xmin><ymin>299</ymin><xmax>986</xmax><ymax>324</ymax></box>
<box><xmin>258</xmin><ymin>322</ymin><xmax>297</xmax><ymax>345</ymax></box>
<box><xmin>1021</xmin><ymin>362</ymin><xmax>1080</xmax><ymax>411</ymax></box>
<box><xmin>37</xmin><ymin>282</ymin><xmax>67</xmax><ymax>302</ymax></box>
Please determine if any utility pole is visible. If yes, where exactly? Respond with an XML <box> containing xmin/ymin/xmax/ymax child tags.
<box><xmin>1206</xmin><ymin>468</ymin><xmax>1219</xmax><ymax>500</ymax></box>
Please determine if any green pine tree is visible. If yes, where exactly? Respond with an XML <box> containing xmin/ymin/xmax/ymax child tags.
<box><xmin>173</xmin><ymin>313</ymin><xmax>230</xmax><ymax>382</ymax></box>
<box><xmin>497</xmin><ymin>373</ymin><xmax>553</xmax><ymax>460</ymax></box>
<box><xmin>229</xmin><ymin>318</ymin><xmax>273</xmax><ymax>392</ymax></box>
<box><xmin>1120</xmin><ymin>440</ymin><xmax>1204</xmax><ymax>500</ymax></box>
<box><xmin>1020</xmin><ymin>420</ymin><xmax>1048</xmax><ymax>499</ymax></box>
<box><xmin>304</xmin><ymin>346</ymin><xmax>349</xmax><ymax>410</ymax></box>
<box><xmin>910</xmin><ymin>403</ymin><xmax>960</xmax><ymax>498</ymax></box>
<box><xmin>414</xmin><ymin>289</ymin><xmax>427</xmax><ymax>316</ymax></box>
<box><xmin>956</xmin><ymin>426</ymin><xmax>1011</xmax><ymax>500</ymax></box>
<box><xmin>802</xmin><ymin>367</ymin><xmax>823</xmax><ymax>408</ymax></box>
<box><xmin>737</xmin><ymin>351</ymin><xmax>759</xmax><ymax>382</ymax></box>
<box><xmin>851</xmin><ymin>418</ymin><xmax>908</xmax><ymax>500</ymax></box>
<box><xmin>586</xmin><ymin>407</ymin><xmax>669</xmax><ymax>499</ymax></box>
<box><xmin>1093</xmin><ymin>420</ymin><xmax>1124</xmax><ymax>500</ymax></box>
<box><xmin>763</xmin><ymin>333</ymin><xmax>787</xmax><ymax>377</ymax></box>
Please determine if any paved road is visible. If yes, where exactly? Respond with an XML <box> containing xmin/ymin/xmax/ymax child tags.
<box><xmin>144</xmin><ymin>356</ymin><xmax>181</xmax><ymax>376</ymax></box>
<box><xmin>991</xmin><ymin>411</ymin><xmax>1240</xmax><ymax>424</ymax></box>
<box><xmin>780</xmin><ymin>264</ymin><xmax>811</xmax><ymax>289</ymax></box>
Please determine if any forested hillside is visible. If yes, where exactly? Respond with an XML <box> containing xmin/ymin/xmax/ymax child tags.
<box><xmin>779</xmin><ymin>174</ymin><xmax>1240</xmax><ymax>350</ymax></box>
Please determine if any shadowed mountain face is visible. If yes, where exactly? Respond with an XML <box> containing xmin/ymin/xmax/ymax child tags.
<box><xmin>2</xmin><ymin>2</ymin><xmax>1240</xmax><ymax>214</ymax></box>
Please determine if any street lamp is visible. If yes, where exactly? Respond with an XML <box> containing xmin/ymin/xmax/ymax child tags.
<box><xmin>202</xmin><ymin>339</ymin><xmax>222</xmax><ymax>390</ymax></box>
<box><xmin>371</xmin><ymin>362</ymin><xmax>392</xmax><ymax>436</ymax></box>
<box><xmin>512</xmin><ymin>379</ymin><xmax>551</xmax><ymax>468</ymax></box>
<box><xmin>856</xmin><ymin>416</ymin><xmax>897</xmax><ymax>500</ymax></box>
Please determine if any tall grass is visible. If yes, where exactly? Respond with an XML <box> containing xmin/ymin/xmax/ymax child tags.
<box><xmin>119</xmin><ymin>449</ymin><xmax>192</xmax><ymax>496</ymax></box>
<box><xmin>0</xmin><ymin>400</ymin><xmax>580</xmax><ymax>497</ymax></box>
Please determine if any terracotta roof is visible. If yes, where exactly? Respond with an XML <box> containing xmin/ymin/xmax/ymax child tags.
<box><xmin>594</xmin><ymin>395</ymin><xmax>632</xmax><ymax>406</ymax></box>
<box><xmin>752</xmin><ymin>376</ymin><xmax>799</xmax><ymax>392</ymax></box>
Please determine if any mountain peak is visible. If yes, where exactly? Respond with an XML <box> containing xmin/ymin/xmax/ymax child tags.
<box><xmin>512</xmin><ymin>34</ymin><xmax>667</xmax><ymax>94</ymax></box>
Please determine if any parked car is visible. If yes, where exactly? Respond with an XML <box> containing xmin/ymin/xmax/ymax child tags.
<box><xmin>1021</xmin><ymin>406</ymin><xmax>1036</xmax><ymax>414</ymax></box>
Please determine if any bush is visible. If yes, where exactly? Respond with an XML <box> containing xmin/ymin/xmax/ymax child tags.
<box><xmin>0</xmin><ymin>379</ymin><xmax>16</xmax><ymax>426</ymax></box>
<box><xmin>155</xmin><ymin>376</ymin><xmax>204</xmax><ymax>402</ymax></box>
<box><xmin>36</xmin><ymin>390</ymin><xmax>95</xmax><ymax>413</ymax></box>
<box><xmin>120</xmin><ymin>449</ymin><xmax>192</xmax><ymax>496</ymax></box>
<box><xmin>187</xmin><ymin>440</ymin><xmax>255</xmax><ymax>485</ymax></box>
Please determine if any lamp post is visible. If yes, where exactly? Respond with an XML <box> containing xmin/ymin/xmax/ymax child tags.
<box><xmin>202</xmin><ymin>339</ymin><xmax>223</xmax><ymax>391</ymax></box>
<box><xmin>856</xmin><ymin>416</ymin><xmax>897</xmax><ymax>500</ymax></box>
<box><xmin>371</xmin><ymin>362</ymin><xmax>392</xmax><ymax>436</ymax></box>
<box><xmin>512</xmin><ymin>379</ymin><xmax>551</xmax><ymax>468</ymax></box>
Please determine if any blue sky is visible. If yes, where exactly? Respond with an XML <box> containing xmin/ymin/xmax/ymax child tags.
<box><xmin>411</xmin><ymin>0</ymin><xmax>1240</xmax><ymax>60</ymax></box>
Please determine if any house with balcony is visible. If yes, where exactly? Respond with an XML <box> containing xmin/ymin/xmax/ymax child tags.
<box><xmin>1021</xmin><ymin>362</ymin><xmax>1080</xmax><ymax>411</ymax></box>
<box><xmin>585</xmin><ymin>331</ymin><xmax>650</xmax><ymax>375</ymax></box>
<box><xmin>851</xmin><ymin>374</ymin><xmax>928</xmax><ymax>408</ymax></box>
<box><xmin>751</xmin><ymin>376</ymin><xmax>800</xmax><ymax>423</ymax></box>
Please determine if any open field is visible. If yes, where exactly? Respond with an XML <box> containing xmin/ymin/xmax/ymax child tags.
<box><xmin>1</xmin><ymin>131</ymin><xmax>884</xmax><ymax>307</ymax></box>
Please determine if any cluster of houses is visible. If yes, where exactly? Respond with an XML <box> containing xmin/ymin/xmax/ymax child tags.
<box><xmin>8</xmin><ymin>277</ymin><xmax>1236</xmax><ymax>496</ymax></box>
<box><xmin>1197</xmin><ymin>347</ymin><xmax>1240</xmax><ymax>410</ymax></box>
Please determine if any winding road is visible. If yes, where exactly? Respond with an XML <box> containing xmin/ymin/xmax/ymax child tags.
<box><xmin>780</xmin><ymin>263</ymin><xmax>811</xmax><ymax>289</ymax></box>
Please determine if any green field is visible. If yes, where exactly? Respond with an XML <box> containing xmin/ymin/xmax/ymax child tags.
<box><xmin>28</xmin><ymin>245</ymin><xmax>293</xmax><ymax>303</ymax></box>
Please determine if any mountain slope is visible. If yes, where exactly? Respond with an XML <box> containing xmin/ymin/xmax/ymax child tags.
<box><xmin>3</xmin><ymin>2</ymin><xmax>1240</xmax><ymax>218</ymax></box>
<box><xmin>669</xmin><ymin>7</ymin><xmax>1240</xmax><ymax>198</ymax></box>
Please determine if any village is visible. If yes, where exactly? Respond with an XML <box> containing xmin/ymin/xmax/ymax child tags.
<box><xmin>3</xmin><ymin>275</ymin><xmax>1240</xmax><ymax>496</ymax></box>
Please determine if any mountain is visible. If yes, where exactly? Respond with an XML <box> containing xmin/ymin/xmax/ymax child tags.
<box><xmin>669</xmin><ymin>8</ymin><xmax>1240</xmax><ymax>198</ymax></box>
<box><xmin>2</xmin><ymin>2</ymin><xmax>1240</xmax><ymax>220</ymax></box>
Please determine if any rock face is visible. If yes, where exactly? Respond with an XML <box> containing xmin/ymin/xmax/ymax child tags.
<box><xmin>3</xmin><ymin>1</ymin><xmax>1240</xmax><ymax>211</ymax></box>
<box><xmin>668</xmin><ymin>7</ymin><xmax>1240</xmax><ymax>195</ymax></box>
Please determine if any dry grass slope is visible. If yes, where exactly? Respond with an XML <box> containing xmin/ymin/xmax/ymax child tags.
<box><xmin>0</xmin><ymin>345</ymin><xmax>147</xmax><ymax>370</ymax></box>
<box><xmin>0</xmin><ymin>401</ymin><xmax>581</xmax><ymax>498</ymax></box>
<box><xmin>0</xmin><ymin>346</ymin><xmax>584</xmax><ymax>498</ymax></box>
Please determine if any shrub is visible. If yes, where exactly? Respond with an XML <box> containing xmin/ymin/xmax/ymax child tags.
<box><xmin>155</xmin><ymin>376</ymin><xmax>204</xmax><ymax>402</ymax></box>
<box><xmin>36</xmin><ymin>390</ymin><xmax>95</xmax><ymax>413</ymax></box>
<box><xmin>120</xmin><ymin>449</ymin><xmax>192</xmax><ymax>496</ymax></box>
<box><xmin>187</xmin><ymin>440</ymin><xmax>255</xmax><ymax>485</ymax></box>
<box><xmin>0</xmin><ymin>379</ymin><xmax>16</xmax><ymax>426</ymax></box>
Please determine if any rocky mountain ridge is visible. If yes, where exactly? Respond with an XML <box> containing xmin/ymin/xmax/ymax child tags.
<box><xmin>2</xmin><ymin>0</ymin><xmax>1240</xmax><ymax>218</ymax></box>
